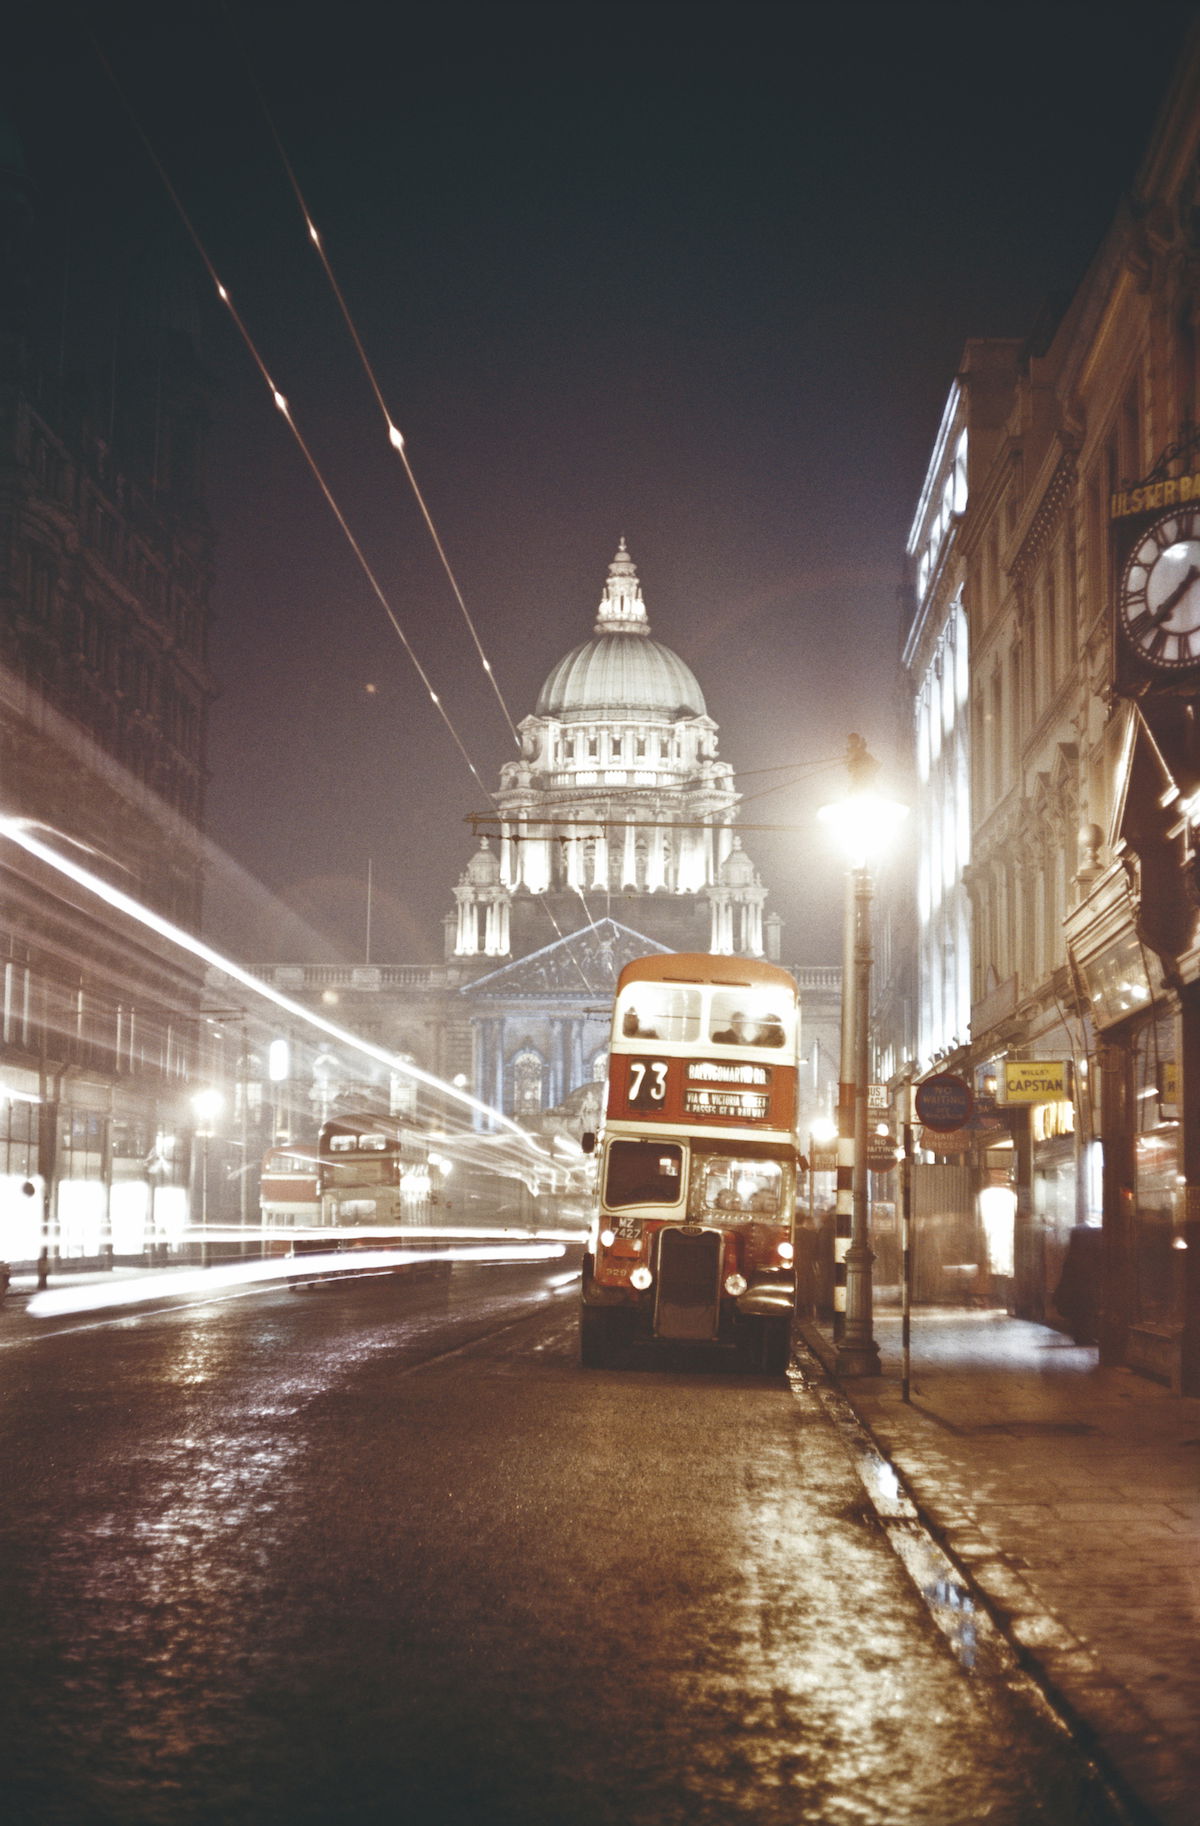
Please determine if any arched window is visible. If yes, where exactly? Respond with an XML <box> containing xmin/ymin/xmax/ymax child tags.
<box><xmin>512</xmin><ymin>1050</ymin><xmax>545</xmax><ymax>1117</ymax></box>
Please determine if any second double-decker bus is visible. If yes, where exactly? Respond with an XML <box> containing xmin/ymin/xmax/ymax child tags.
<box><xmin>580</xmin><ymin>952</ymin><xmax>801</xmax><ymax>1371</ymax></box>
<box><xmin>318</xmin><ymin>1114</ymin><xmax>432</xmax><ymax>1227</ymax></box>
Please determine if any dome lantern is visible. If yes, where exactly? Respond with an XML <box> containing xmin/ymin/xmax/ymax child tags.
<box><xmin>535</xmin><ymin>539</ymin><xmax>706</xmax><ymax>720</ymax></box>
<box><xmin>594</xmin><ymin>535</ymin><xmax>650</xmax><ymax>636</ymax></box>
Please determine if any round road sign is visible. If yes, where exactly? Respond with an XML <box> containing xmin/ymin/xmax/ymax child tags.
<box><xmin>914</xmin><ymin>1071</ymin><xmax>974</xmax><ymax>1133</ymax></box>
<box><xmin>867</xmin><ymin>1132</ymin><xmax>898</xmax><ymax>1172</ymax></box>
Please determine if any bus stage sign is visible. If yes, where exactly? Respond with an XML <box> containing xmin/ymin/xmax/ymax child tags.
<box><xmin>615</xmin><ymin>1054</ymin><xmax>775</xmax><ymax>1125</ymax></box>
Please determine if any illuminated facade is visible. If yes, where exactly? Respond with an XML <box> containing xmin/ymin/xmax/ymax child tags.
<box><xmin>902</xmin><ymin>46</ymin><xmax>1200</xmax><ymax>1390</ymax></box>
<box><xmin>451</xmin><ymin>539</ymin><xmax>770</xmax><ymax>963</ymax></box>
<box><xmin>904</xmin><ymin>348</ymin><xmax>1020</xmax><ymax>1071</ymax></box>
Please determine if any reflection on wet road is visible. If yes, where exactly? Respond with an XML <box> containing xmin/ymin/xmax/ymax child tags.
<box><xmin>0</xmin><ymin>1260</ymin><xmax>1113</xmax><ymax>1824</ymax></box>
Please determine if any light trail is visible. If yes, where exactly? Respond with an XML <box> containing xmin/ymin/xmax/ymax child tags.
<box><xmin>0</xmin><ymin>815</ymin><xmax>553</xmax><ymax>1156</ymax></box>
<box><xmin>191</xmin><ymin>1225</ymin><xmax>586</xmax><ymax>1243</ymax></box>
<box><xmin>25</xmin><ymin>1242</ymin><xmax>568</xmax><ymax>1319</ymax></box>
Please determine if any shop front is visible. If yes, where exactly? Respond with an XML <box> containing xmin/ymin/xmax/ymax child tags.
<box><xmin>1067</xmin><ymin>849</ymin><xmax>1195</xmax><ymax>1390</ymax></box>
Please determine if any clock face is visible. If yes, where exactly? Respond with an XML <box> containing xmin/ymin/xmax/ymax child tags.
<box><xmin>1121</xmin><ymin>508</ymin><xmax>1200</xmax><ymax>669</ymax></box>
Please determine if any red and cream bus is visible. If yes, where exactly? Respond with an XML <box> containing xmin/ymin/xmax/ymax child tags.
<box><xmin>259</xmin><ymin>1144</ymin><xmax>321</xmax><ymax>1227</ymax></box>
<box><xmin>580</xmin><ymin>953</ymin><xmax>801</xmax><ymax>1371</ymax></box>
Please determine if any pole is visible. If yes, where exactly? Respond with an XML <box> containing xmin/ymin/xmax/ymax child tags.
<box><xmin>838</xmin><ymin>862</ymin><xmax>881</xmax><ymax>1376</ymax></box>
<box><xmin>901</xmin><ymin>1118</ymin><xmax>914</xmax><ymax>1403</ymax></box>
<box><xmin>834</xmin><ymin>867</ymin><xmax>857</xmax><ymax>1339</ymax></box>
<box><xmin>200</xmin><ymin>1131</ymin><xmax>210</xmax><ymax>1268</ymax></box>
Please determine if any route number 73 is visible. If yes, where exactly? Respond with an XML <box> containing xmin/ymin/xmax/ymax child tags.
<box><xmin>628</xmin><ymin>1060</ymin><xmax>669</xmax><ymax>1105</ymax></box>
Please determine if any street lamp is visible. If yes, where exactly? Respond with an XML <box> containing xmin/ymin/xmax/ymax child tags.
<box><xmin>819</xmin><ymin>736</ymin><xmax>907</xmax><ymax>1378</ymax></box>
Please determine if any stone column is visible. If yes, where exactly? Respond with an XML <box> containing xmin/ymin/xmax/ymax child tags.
<box><xmin>455</xmin><ymin>887</ymin><xmax>477</xmax><ymax>956</ymax></box>
<box><xmin>622</xmin><ymin>819</ymin><xmax>638</xmax><ymax>887</ymax></box>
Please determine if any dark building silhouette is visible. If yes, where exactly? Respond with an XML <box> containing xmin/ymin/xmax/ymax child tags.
<box><xmin>0</xmin><ymin>121</ymin><xmax>216</xmax><ymax>1268</ymax></box>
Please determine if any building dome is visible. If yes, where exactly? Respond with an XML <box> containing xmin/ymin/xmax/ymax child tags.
<box><xmin>535</xmin><ymin>538</ymin><xmax>706</xmax><ymax>720</ymax></box>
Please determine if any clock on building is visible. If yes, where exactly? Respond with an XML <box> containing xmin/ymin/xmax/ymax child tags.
<box><xmin>1119</xmin><ymin>506</ymin><xmax>1200</xmax><ymax>673</ymax></box>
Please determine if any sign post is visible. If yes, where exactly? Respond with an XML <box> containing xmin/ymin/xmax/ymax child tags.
<box><xmin>905</xmin><ymin>1072</ymin><xmax>974</xmax><ymax>1402</ymax></box>
<box><xmin>901</xmin><ymin>1120</ymin><xmax>914</xmax><ymax>1404</ymax></box>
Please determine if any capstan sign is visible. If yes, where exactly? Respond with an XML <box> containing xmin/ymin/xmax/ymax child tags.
<box><xmin>1000</xmin><ymin>1060</ymin><xmax>1070</xmax><ymax>1104</ymax></box>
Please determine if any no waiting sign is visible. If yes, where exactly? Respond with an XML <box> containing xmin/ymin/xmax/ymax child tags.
<box><xmin>914</xmin><ymin>1072</ymin><xmax>974</xmax><ymax>1133</ymax></box>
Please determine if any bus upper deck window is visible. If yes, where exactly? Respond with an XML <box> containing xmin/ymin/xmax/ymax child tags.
<box><xmin>618</xmin><ymin>986</ymin><xmax>700</xmax><ymax>1043</ymax></box>
<box><xmin>708</xmin><ymin>996</ymin><xmax>787</xmax><ymax>1048</ymax></box>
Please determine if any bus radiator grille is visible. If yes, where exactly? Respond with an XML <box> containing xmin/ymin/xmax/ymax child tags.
<box><xmin>655</xmin><ymin>1227</ymin><xmax>722</xmax><ymax>1340</ymax></box>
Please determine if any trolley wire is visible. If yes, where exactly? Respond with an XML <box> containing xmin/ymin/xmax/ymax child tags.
<box><xmin>221</xmin><ymin>3</ymin><xmax>523</xmax><ymax>751</ymax></box>
<box><xmin>88</xmin><ymin>32</ymin><xmax>505</xmax><ymax>811</ymax></box>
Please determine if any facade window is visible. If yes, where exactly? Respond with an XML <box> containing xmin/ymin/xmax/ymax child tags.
<box><xmin>1044</xmin><ymin>567</ymin><xmax>1058</xmax><ymax>692</ymax></box>
<box><xmin>91</xmin><ymin>505</ymin><xmax>117</xmax><ymax>558</ymax></box>
<box><xmin>27</xmin><ymin>549</ymin><xmax>54</xmax><ymax>622</ymax></box>
<box><xmin>1121</xmin><ymin>376</ymin><xmax>1142</xmax><ymax>482</ymax></box>
<box><xmin>0</xmin><ymin>1092</ymin><xmax>38</xmax><ymax>1179</ymax></box>
<box><xmin>512</xmin><ymin>1050</ymin><xmax>544</xmax><ymax>1117</ymax></box>
<box><xmin>952</xmin><ymin>428</ymin><xmax>968</xmax><ymax>513</ymax></box>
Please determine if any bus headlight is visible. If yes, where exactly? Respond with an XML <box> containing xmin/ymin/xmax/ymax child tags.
<box><xmin>629</xmin><ymin>1265</ymin><xmax>653</xmax><ymax>1290</ymax></box>
<box><xmin>599</xmin><ymin>1228</ymin><xmax>616</xmax><ymax>1248</ymax></box>
<box><xmin>724</xmin><ymin>1272</ymin><xmax>748</xmax><ymax>1297</ymax></box>
<box><xmin>777</xmin><ymin>1240</ymin><xmax>794</xmax><ymax>1263</ymax></box>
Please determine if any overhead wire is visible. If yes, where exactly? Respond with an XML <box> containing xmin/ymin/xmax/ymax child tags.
<box><xmin>221</xmin><ymin>5</ymin><xmax>523</xmax><ymax>751</ymax></box>
<box><xmin>214</xmin><ymin>21</ymin><xmax>602</xmax><ymax>993</ymax></box>
<box><xmin>88</xmin><ymin>28</ymin><xmax>840</xmax><ymax>1004</ymax></box>
<box><xmin>87</xmin><ymin>32</ymin><xmax>499</xmax><ymax>813</ymax></box>
<box><xmin>89</xmin><ymin>30</ymin><xmax>600</xmax><ymax>999</ymax></box>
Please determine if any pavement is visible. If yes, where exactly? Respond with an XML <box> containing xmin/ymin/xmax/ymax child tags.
<box><xmin>800</xmin><ymin>1306</ymin><xmax>1200</xmax><ymax>1826</ymax></box>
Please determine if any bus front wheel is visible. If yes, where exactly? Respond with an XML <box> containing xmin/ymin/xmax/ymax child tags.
<box><xmin>741</xmin><ymin>1314</ymin><xmax>791</xmax><ymax>1374</ymax></box>
<box><xmin>762</xmin><ymin>1315</ymin><xmax>792</xmax><ymax>1374</ymax></box>
<box><xmin>579</xmin><ymin>1302</ymin><xmax>614</xmax><ymax>1368</ymax></box>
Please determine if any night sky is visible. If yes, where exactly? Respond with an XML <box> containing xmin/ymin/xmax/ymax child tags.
<box><xmin>6</xmin><ymin>2</ymin><xmax>1198</xmax><ymax>967</ymax></box>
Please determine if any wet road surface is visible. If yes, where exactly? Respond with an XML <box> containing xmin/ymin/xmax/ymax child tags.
<box><xmin>0</xmin><ymin>1257</ymin><xmax>1117</xmax><ymax>1824</ymax></box>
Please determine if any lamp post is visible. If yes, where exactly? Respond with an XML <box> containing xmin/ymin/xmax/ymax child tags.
<box><xmin>820</xmin><ymin>735</ymin><xmax>907</xmax><ymax>1378</ymax></box>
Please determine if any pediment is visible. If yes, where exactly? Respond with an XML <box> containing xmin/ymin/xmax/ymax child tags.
<box><xmin>465</xmin><ymin>918</ymin><xmax>670</xmax><ymax>1001</ymax></box>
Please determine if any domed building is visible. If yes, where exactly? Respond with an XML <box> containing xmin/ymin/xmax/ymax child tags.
<box><xmin>448</xmin><ymin>540</ymin><xmax>781</xmax><ymax>1123</ymax></box>
<box><xmin>250</xmin><ymin>542</ymin><xmax>841</xmax><ymax>1150</ymax></box>
<box><xmin>451</xmin><ymin>538</ymin><xmax>775</xmax><ymax>968</ymax></box>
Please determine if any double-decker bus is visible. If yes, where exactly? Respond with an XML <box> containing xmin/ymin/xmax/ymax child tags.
<box><xmin>259</xmin><ymin>1144</ymin><xmax>321</xmax><ymax>1227</ymax></box>
<box><xmin>318</xmin><ymin>1114</ymin><xmax>432</xmax><ymax>1227</ymax></box>
<box><xmin>580</xmin><ymin>953</ymin><xmax>801</xmax><ymax>1371</ymax></box>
